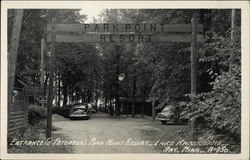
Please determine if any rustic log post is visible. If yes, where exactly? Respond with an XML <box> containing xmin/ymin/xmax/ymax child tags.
<box><xmin>46</xmin><ymin>10</ymin><xmax>56</xmax><ymax>139</ymax></box>
<box><xmin>190</xmin><ymin>15</ymin><xmax>198</xmax><ymax>140</ymax></box>
<box><xmin>40</xmin><ymin>38</ymin><xmax>45</xmax><ymax>107</ymax></box>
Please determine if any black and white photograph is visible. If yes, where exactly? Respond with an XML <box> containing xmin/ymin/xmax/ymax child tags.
<box><xmin>1</xmin><ymin>1</ymin><xmax>249</xmax><ymax>160</ymax></box>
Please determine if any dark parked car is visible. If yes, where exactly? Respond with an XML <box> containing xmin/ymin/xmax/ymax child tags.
<box><xmin>69</xmin><ymin>104</ymin><xmax>91</xmax><ymax>120</ymax></box>
<box><xmin>155</xmin><ymin>106</ymin><xmax>176</xmax><ymax>124</ymax></box>
<box><xmin>86</xmin><ymin>103</ymin><xmax>97</xmax><ymax>114</ymax></box>
<box><xmin>155</xmin><ymin>105</ymin><xmax>186</xmax><ymax>124</ymax></box>
<box><xmin>91</xmin><ymin>107</ymin><xmax>97</xmax><ymax>113</ymax></box>
<box><xmin>98</xmin><ymin>104</ymin><xmax>107</xmax><ymax>112</ymax></box>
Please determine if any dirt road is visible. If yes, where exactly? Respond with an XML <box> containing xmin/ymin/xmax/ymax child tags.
<box><xmin>52</xmin><ymin>113</ymin><xmax>189</xmax><ymax>153</ymax></box>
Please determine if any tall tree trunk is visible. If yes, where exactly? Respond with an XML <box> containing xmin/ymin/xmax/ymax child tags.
<box><xmin>54</xmin><ymin>72</ymin><xmax>58</xmax><ymax>107</ymax></box>
<box><xmin>110</xmin><ymin>98</ymin><xmax>113</xmax><ymax>116</ymax></box>
<box><xmin>106</xmin><ymin>62</ymin><xmax>113</xmax><ymax>116</ymax></box>
<box><xmin>132</xmin><ymin>71</ymin><xmax>136</xmax><ymax>118</ymax></box>
<box><xmin>81</xmin><ymin>91</ymin><xmax>85</xmax><ymax>103</ymax></box>
<box><xmin>62</xmin><ymin>84</ymin><xmax>67</xmax><ymax>106</ymax></box>
<box><xmin>104</xmin><ymin>96</ymin><xmax>107</xmax><ymax>108</ymax></box>
<box><xmin>44</xmin><ymin>72</ymin><xmax>49</xmax><ymax>94</ymax></box>
<box><xmin>57</xmin><ymin>69</ymin><xmax>61</xmax><ymax>107</ymax></box>
<box><xmin>115</xmin><ymin>45</ymin><xmax>121</xmax><ymax>116</ymax></box>
<box><xmin>229</xmin><ymin>9</ymin><xmax>236</xmax><ymax>71</ymax></box>
<box><xmin>141</xmin><ymin>71</ymin><xmax>146</xmax><ymax>118</ymax></box>
<box><xmin>87</xmin><ymin>89</ymin><xmax>91</xmax><ymax>103</ymax></box>
<box><xmin>8</xmin><ymin>9</ymin><xmax>23</xmax><ymax>134</ymax></box>
<box><xmin>83</xmin><ymin>88</ymin><xmax>86</xmax><ymax>103</ymax></box>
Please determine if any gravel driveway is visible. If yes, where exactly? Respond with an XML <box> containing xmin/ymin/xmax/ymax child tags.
<box><xmin>52</xmin><ymin>113</ymin><xmax>189</xmax><ymax>153</ymax></box>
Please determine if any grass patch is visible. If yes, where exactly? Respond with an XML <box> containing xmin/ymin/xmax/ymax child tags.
<box><xmin>141</xmin><ymin>123</ymin><xmax>240</xmax><ymax>153</ymax></box>
<box><xmin>8</xmin><ymin>120</ymin><xmax>73</xmax><ymax>153</ymax></box>
<box><xmin>141</xmin><ymin>125</ymin><xmax>190</xmax><ymax>152</ymax></box>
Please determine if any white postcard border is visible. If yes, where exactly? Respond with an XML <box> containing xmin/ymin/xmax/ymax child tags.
<box><xmin>1</xmin><ymin>1</ymin><xmax>249</xmax><ymax>160</ymax></box>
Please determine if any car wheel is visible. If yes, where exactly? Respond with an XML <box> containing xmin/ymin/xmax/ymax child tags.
<box><xmin>176</xmin><ymin>119</ymin><xmax>182</xmax><ymax>125</ymax></box>
<box><xmin>161</xmin><ymin>120</ymin><xmax>167</xmax><ymax>124</ymax></box>
<box><xmin>169</xmin><ymin>117</ymin><xmax>176</xmax><ymax>124</ymax></box>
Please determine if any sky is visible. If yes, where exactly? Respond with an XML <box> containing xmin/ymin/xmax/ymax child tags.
<box><xmin>80</xmin><ymin>7</ymin><xmax>106</xmax><ymax>23</ymax></box>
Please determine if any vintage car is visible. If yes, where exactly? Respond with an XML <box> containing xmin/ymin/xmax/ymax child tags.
<box><xmin>155</xmin><ymin>105</ymin><xmax>178</xmax><ymax>124</ymax></box>
<box><xmin>86</xmin><ymin>103</ymin><xmax>97</xmax><ymax>114</ymax></box>
<box><xmin>69</xmin><ymin>104</ymin><xmax>91</xmax><ymax>120</ymax></box>
<box><xmin>98</xmin><ymin>104</ymin><xmax>107</xmax><ymax>112</ymax></box>
<box><xmin>91</xmin><ymin>107</ymin><xmax>97</xmax><ymax>114</ymax></box>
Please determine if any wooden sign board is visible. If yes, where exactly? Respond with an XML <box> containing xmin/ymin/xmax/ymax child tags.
<box><xmin>47</xmin><ymin>23</ymin><xmax>204</xmax><ymax>43</ymax></box>
<box><xmin>39</xmin><ymin>99</ymin><xmax>47</xmax><ymax>104</ymax></box>
<box><xmin>47</xmin><ymin>33</ymin><xmax>204</xmax><ymax>43</ymax></box>
<box><xmin>24</xmin><ymin>86</ymin><xmax>46</xmax><ymax>96</ymax></box>
<box><xmin>47</xmin><ymin>23</ymin><xmax>203</xmax><ymax>33</ymax></box>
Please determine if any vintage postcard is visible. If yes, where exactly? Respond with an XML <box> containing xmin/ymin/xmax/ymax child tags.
<box><xmin>1</xmin><ymin>1</ymin><xmax>249</xmax><ymax>160</ymax></box>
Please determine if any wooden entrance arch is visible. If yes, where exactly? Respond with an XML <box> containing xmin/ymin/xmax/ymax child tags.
<box><xmin>44</xmin><ymin>17</ymin><xmax>203</xmax><ymax>138</ymax></box>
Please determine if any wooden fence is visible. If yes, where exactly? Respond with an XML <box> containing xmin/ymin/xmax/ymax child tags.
<box><xmin>8</xmin><ymin>111</ymin><xmax>26</xmax><ymax>135</ymax></box>
<box><xmin>8</xmin><ymin>90</ymin><xmax>28</xmax><ymax>136</ymax></box>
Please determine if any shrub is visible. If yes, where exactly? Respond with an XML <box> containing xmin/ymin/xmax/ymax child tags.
<box><xmin>181</xmin><ymin>28</ymin><xmax>241</xmax><ymax>142</ymax></box>
<box><xmin>52</xmin><ymin>105</ymin><xmax>72</xmax><ymax>118</ymax></box>
<box><xmin>28</xmin><ymin>104</ymin><xmax>47</xmax><ymax>125</ymax></box>
<box><xmin>8</xmin><ymin>119</ymin><xmax>72</xmax><ymax>153</ymax></box>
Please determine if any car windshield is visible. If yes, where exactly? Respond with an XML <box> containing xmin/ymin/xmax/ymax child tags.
<box><xmin>71</xmin><ymin>107</ymin><xmax>87</xmax><ymax>113</ymax></box>
<box><xmin>162</xmin><ymin>107</ymin><xmax>171</xmax><ymax>113</ymax></box>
